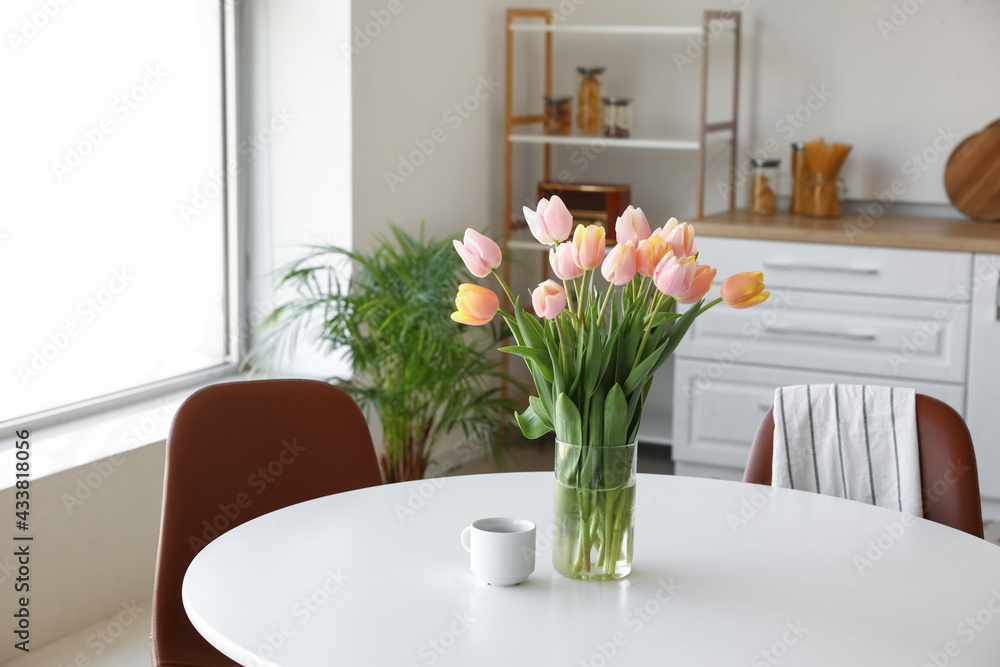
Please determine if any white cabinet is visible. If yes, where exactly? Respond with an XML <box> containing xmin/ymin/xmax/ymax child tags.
<box><xmin>683</xmin><ymin>288</ymin><xmax>969</xmax><ymax>383</ymax></box>
<box><xmin>700</xmin><ymin>238</ymin><xmax>972</xmax><ymax>300</ymax></box>
<box><xmin>672</xmin><ymin>358</ymin><xmax>966</xmax><ymax>480</ymax></box>
<box><xmin>966</xmin><ymin>255</ymin><xmax>1000</xmax><ymax>518</ymax></box>
<box><xmin>671</xmin><ymin>236</ymin><xmax>998</xmax><ymax>515</ymax></box>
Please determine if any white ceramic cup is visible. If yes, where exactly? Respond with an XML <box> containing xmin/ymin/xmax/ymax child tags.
<box><xmin>460</xmin><ymin>517</ymin><xmax>536</xmax><ymax>586</ymax></box>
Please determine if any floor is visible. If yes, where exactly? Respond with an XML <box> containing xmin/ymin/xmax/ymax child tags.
<box><xmin>5</xmin><ymin>600</ymin><xmax>153</xmax><ymax>667</ymax></box>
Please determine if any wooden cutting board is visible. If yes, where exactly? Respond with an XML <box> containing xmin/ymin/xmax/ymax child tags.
<box><xmin>944</xmin><ymin>118</ymin><xmax>1000</xmax><ymax>221</ymax></box>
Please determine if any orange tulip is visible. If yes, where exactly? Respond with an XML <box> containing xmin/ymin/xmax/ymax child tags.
<box><xmin>635</xmin><ymin>236</ymin><xmax>668</xmax><ymax>277</ymax></box>
<box><xmin>675</xmin><ymin>264</ymin><xmax>717</xmax><ymax>304</ymax></box>
<box><xmin>721</xmin><ymin>272</ymin><xmax>769</xmax><ymax>309</ymax></box>
<box><xmin>451</xmin><ymin>284</ymin><xmax>499</xmax><ymax>325</ymax></box>
<box><xmin>572</xmin><ymin>224</ymin><xmax>606</xmax><ymax>271</ymax></box>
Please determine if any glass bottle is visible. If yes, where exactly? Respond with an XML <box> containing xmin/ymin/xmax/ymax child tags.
<box><xmin>544</xmin><ymin>96</ymin><xmax>572</xmax><ymax>136</ymax></box>
<box><xmin>601</xmin><ymin>97</ymin><xmax>632</xmax><ymax>139</ymax></box>
<box><xmin>749</xmin><ymin>158</ymin><xmax>779</xmax><ymax>214</ymax></box>
<box><xmin>576</xmin><ymin>67</ymin><xmax>604</xmax><ymax>135</ymax></box>
<box><xmin>789</xmin><ymin>142</ymin><xmax>807</xmax><ymax>214</ymax></box>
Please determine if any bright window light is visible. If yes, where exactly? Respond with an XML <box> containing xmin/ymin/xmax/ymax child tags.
<box><xmin>1</xmin><ymin>0</ymin><xmax>231</xmax><ymax>422</ymax></box>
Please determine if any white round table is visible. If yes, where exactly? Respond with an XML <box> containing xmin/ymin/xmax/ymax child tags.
<box><xmin>182</xmin><ymin>472</ymin><xmax>1000</xmax><ymax>666</ymax></box>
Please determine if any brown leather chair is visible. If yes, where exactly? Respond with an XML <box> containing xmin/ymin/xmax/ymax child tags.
<box><xmin>151</xmin><ymin>379</ymin><xmax>383</xmax><ymax>666</ymax></box>
<box><xmin>744</xmin><ymin>393</ymin><xmax>984</xmax><ymax>538</ymax></box>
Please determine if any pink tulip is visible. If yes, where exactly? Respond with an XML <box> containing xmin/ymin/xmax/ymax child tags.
<box><xmin>531</xmin><ymin>279</ymin><xmax>567</xmax><ymax>320</ymax></box>
<box><xmin>523</xmin><ymin>196</ymin><xmax>574</xmax><ymax>245</ymax></box>
<box><xmin>721</xmin><ymin>272</ymin><xmax>770</xmax><ymax>309</ymax></box>
<box><xmin>614</xmin><ymin>206</ymin><xmax>651</xmax><ymax>246</ymax></box>
<box><xmin>663</xmin><ymin>222</ymin><xmax>697</xmax><ymax>258</ymax></box>
<box><xmin>453</xmin><ymin>229</ymin><xmax>502</xmax><ymax>278</ymax></box>
<box><xmin>549</xmin><ymin>242</ymin><xmax>584</xmax><ymax>280</ymax></box>
<box><xmin>572</xmin><ymin>224</ymin><xmax>606</xmax><ymax>271</ymax></box>
<box><xmin>650</xmin><ymin>217</ymin><xmax>679</xmax><ymax>240</ymax></box>
<box><xmin>601</xmin><ymin>241</ymin><xmax>637</xmax><ymax>286</ymax></box>
<box><xmin>652</xmin><ymin>252</ymin><xmax>698</xmax><ymax>297</ymax></box>
<box><xmin>635</xmin><ymin>236</ymin><xmax>668</xmax><ymax>277</ymax></box>
<box><xmin>675</xmin><ymin>264</ymin><xmax>717</xmax><ymax>304</ymax></box>
<box><xmin>451</xmin><ymin>284</ymin><xmax>499</xmax><ymax>326</ymax></box>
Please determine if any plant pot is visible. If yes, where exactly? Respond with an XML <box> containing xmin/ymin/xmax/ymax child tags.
<box><xmin>553</xmin><ymin>440</ymin><xmax>637</xmax><ymax>581</ymax></box>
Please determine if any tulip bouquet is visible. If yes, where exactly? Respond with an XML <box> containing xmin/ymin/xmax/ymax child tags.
<box><xmin>451</xmin><ymin>196</ymin><xmax>768</xmax><ymax>579</ymax></box>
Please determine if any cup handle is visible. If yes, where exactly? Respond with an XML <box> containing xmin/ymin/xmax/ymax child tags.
<box><xmin>461</xmin><ymin>526</ymin><xmax>472</xmax><ymax>553</ymax></box>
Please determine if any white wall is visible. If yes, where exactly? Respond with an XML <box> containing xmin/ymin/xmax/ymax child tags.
<box><xmin>246</xmin><ymin>0</ymin><xmax>354</xmax><ymax>381</ymax></box>
<box><xmin>0</xmin><ymin>443</ymin><xmax>165</xmax><ymax>664</ymax></box>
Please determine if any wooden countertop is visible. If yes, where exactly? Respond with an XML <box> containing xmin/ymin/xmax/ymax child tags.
<box><xmin>693</xmin><ymin>209</ymin><xmax>1000</xmax><ymax>254</ymax></box>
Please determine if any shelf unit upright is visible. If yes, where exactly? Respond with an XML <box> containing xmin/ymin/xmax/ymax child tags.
<box><xmin>502</xmin><ymin>8</ymin><xmax>742</xmax><ymax>269</ymax></box>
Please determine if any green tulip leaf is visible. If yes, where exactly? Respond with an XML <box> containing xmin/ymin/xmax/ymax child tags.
<box><xmin>555</xmin><ymin>393</ymin><xmax>583</xmax><ymax>446</ymax></box>
<box><xmin>588</xmin><ymin>384</ymin><xmax>606</xmax><ymax>449</ymax></box>
<box><xmin>528</xmin><ymin>395</ymin><xmax>553</xmax><ymax>430</ymax></box>
<box><xmin>604</xmin><ymin>383</ymin><xmax>627</xmax><ymax>446</ymax></box>
<box><xmin>515</xmin><ymin>404</ymin><xmax>552</xmax><ymax>440</ymax></box>
<box><xmin>497</xmin><ymin>346</ymin><xmax>553</xmax><ymax>382</ymax></box>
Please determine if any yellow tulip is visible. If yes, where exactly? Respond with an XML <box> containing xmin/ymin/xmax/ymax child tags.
<box><xmin>721</xmin><ymin>272</ymin><xmax>769</xmax><ymax>309</ymax></box>
<box><xmin>636</xmin><ymin>236</ymin><xmax>668</xmax><ymax>277</ymax></box>
<box><xmin>572</xmin><ymin>224</ymin><xmax>606</xmax><ymax>271</ymax></box>
<box><xmin>451</xmin><ymin>284</ymin><xmax>499</xmax><ymax>325</ymax></box>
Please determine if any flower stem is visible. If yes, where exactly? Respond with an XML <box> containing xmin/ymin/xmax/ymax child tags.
<box><xmin>596</xmin><ymin>280</ymin><xmax>615</xmax><ymax>325</ymax></box>
<box><xmin>491</xmin><ymin>269</ymin><xmax>516</xmax><ymax>306</ymax></box>
<box><xmin>632</xmin><ymin>292</ymin><xmax>664</xmax><ymax>372</ymax></box>
<box><xmin>700</xmin><ymin>296</ymin><xmax>724</xmax><ymax>313</ymax></box>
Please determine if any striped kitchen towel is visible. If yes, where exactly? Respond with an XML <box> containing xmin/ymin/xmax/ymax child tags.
<box><xmin>771</xmin><ymin>384</ymin><xmax>923</xmax><ymax>517</ymax></box>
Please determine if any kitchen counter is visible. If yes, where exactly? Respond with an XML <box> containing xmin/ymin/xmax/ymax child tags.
<box><xmin>693</xmin><ymin>209</ymin><xmax>1000</xmax><ymax>254</ymax></box>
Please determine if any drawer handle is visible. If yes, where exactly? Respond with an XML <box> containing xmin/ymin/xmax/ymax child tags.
<box><xmin>763</xmin><ymin>260</ymin><xmax>879</xmax><ymax>275</ymax></box>
<box><xmin>764</xmin><ymin>325</ymin><xmax>877</xmax><ymax>341</ymax></box>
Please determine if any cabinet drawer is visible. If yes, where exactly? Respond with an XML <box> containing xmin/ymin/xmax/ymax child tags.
<box><xmin>680</xmin><ymin>288</ymin><xmax>969</xmax><ymax>383</ymax></box>
<box><xmin>695</xmin><ymin>236</ymin><xmax>972</xmax><ymax>301</ymax></box>
<box><xmin>671</xmin><ymin>359</ymin><xmax>966</xmax><ymax>474</ymax></box>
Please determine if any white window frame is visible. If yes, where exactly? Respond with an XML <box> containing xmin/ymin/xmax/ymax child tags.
<box><xmin>0</xmin><ymin>2</ymin><xmax>247</xmax><ymax>435</ymax></box>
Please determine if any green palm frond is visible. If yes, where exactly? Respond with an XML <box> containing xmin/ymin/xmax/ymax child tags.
<box><xmin>243</xmin><ymin>222</ymin><xmax>514</xmax><ymax>481</ymax></box>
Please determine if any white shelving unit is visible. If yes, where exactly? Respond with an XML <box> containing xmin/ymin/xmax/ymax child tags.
<box><xmin>500</xmin><ymin>8</ymin><xmax>743</xmax><ymax>446</ymax></box>
<box><xmin>508</xmin><ymin>133</ymin><xmax>702</xmax><ymax>151</ymax></box>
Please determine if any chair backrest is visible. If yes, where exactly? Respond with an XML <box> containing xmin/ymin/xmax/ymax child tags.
<box><xmin>151</xmin><ymin>379</ymin><xmax>383</xmax><ymax>666</ymax></box>
<box><xmin>744</xmin><ymin>393</ymin><xmax>984</xmax><ymax>538</ymax></box>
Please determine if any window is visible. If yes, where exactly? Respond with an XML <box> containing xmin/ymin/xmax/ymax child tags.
<box><xmin>2</xmin><ymin>0</ymin><xmax>239</xmax><ymax>424</ymax></box>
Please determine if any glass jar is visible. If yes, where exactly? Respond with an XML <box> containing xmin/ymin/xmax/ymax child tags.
<box><xmin>544</xmin><ymin>95</ymin><xmax>573</xmax><ymax>136</ymax></box>
<box><xmin>806</xmin><ymin>172</ymin><xmax>843</xmax><ymax>217</ymax></box>
<box><xmin>601</xmin><ymin>96</ymin><xmax>632</xmax><ymax>139</ymax></box>
<box><xmin>749</xmin><ymin>158</ymin><xmax>779</xmax><ymax>214</ymax></box>
<box><xmin>789</xmin><ymin>142</ymin><xmax>808</xmax><ymax>214</ymax></box>
<box><xmin>576</xmin><ymin>67</ymin><xmax>604</xmax><ymax>135</ymax></box>
<box><xmin>553</xmin><ymin>440</ymin><xmax>636</xmax><ymax>581</ymax></box>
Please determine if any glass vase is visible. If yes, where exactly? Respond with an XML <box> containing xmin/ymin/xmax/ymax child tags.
<box><xmin>553</xmin><ymin>440</ymin><xmax>637</xmax><ymax>581</ymax></box>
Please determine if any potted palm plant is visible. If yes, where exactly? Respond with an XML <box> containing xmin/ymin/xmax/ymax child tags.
<box><xmin>245</xmin><ymin>224</ymin><xmax>513</xmax><ymax>483</ymax></box>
